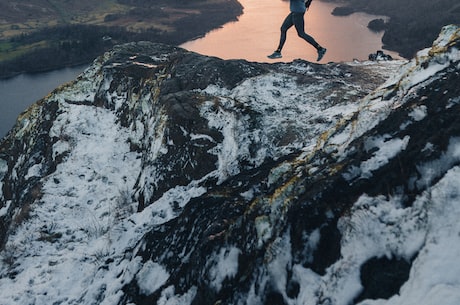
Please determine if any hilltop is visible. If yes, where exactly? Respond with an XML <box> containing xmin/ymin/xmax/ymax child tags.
<box><xmin>0</xmin><ymin>24</ymin><xmax>459</xmax><ymax>305</ymax></box>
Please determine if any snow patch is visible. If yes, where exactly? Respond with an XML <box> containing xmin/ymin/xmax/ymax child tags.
<box><xmin>0</xmin><ymin>101</ymin><xmax>142</xmax><ymax>305</ymax></box>
<box><xmin>157</xmin><ymin>286</ymin><xmax>197</xmax><ymax>305</ymax></box>
<box><xmin>355</xmin><ymin>166</ymin><xmax>460</xmax><ymax>305</ymax></box>
<box><xmin>255</xmin><ymin>216</ymin><xmax>272</xmax><ymax>248</ymax></box>
<box><xmin>0</xmin><ymin>201</ymin><xmax>11</xmax><ymax>217</ymax></box>
<box><xmin>446</xmin><ymin>96</ymin><xmax>460</xmax><ymax>109</ymax></box>
<box><xmin>344</xmin><ymin>136</ymin><xmax>410</xmax><ymax>180</ymax></box>
<box><xmin>408</xmin><ymin>105</ymin><xmax>427</xmax><ymax>121</ymax></box>
<box><xmin>201</xmin><ymin>98</ymin><xmax>240</xmax><ymax>183</ymax></box>
<box><xmin>24</xmin><ymin>163</ymin><xmax>42</xmax><ymax>180</ymax></box>
<box><xmin>0</xmin><ymin>159</ymin><xmax>7</xmax><ymax>196</ymax></box>
<box><xmin>0</xmin><ymin>158</ymin><xmax>7</xmax><ymax>179</ymax></box>
<box><xmin>136</xmin><ymin>261</ymin><xmax>170</xmax><ymax>295</ymax></box>
<box><xmin>416</xmin><ymin>137</ymin><xmax>460</xmax><ymax>189</ymax></box>
<box><xmin>208</xmin><ymin>247</ymin><xmax>241</xmax><ymax>291</ymax></box>
<box><xmin>267</xmin><ymin>235</ymin><xmax>292</xmax><ymax>300</ymax></box>
<box><xmin>131</xmin><ymin>184</ymin><xmax>206</xmax><ymax>227</ymax></box>
<box><xmin>317</xmin><ymin>193</ymin><xmax>428</xmax><ymax>305</ymax></box>
<box><xmin>360</xmin><ymin>136</ymin><xmax>410</xmax><ymax>178</ymax></box>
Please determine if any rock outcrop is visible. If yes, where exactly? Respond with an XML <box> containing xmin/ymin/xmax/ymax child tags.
<box><xmin>0</xmin><ymin>25</ymin><xmax>459</xmax><ymax>305</ymax></box>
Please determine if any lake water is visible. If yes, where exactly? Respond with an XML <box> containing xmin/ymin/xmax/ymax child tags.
<box><xmin>0</xmin><ymin>66</ymin><xmax>86</xmax><ymax>138</ymax></box>
<box><xmin>0</xmin><ymin>0</ymin><xmax>400</xmax><ymax>139</ymax></box>
<box><xmin>181</xmin><ymin>0</ymin><xmax>400</xmax><ymax>63</ymax></box>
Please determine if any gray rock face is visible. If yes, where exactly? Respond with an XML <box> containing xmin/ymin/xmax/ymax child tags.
<box><xmin>0</xmin><ymin>26</ymin><xmax>459</xmax><ymax>305</ymax></box>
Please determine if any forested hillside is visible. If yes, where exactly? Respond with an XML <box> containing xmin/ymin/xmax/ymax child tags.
<box><xmin>0</xmin><ymin>0</ymin><xmax>242</xmax><ymax>78</ymax></box>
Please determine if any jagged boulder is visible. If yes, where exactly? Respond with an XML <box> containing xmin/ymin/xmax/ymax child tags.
<box><xmin>368</xmin><ymin>50</ymin><xmax>393</xmax><ymax>61</ymax></box>
<box><xmin>0</xmin><ymin>25</ymin><xmax>459</xmax><ymax>305</ymax></box>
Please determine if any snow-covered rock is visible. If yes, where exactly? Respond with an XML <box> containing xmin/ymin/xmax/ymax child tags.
<box><xmin>0</xmin><ymin>25</ymin><xmax>459</xmax><ymax>305</ymax></box>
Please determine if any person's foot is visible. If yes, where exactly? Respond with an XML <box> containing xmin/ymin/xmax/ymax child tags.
<box><xmin>268</xmin><ymin>51</ymin><xmax>282</xmax><ymax>59</ymax></box>
<box><xmin>317</xmin><ymin>47</ymin><xmax>327</xmax><ymax>61</ymax></box>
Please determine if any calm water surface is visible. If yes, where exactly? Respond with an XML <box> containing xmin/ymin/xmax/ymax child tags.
<box><xmin>0</xmin><ymin>66</ymin><xmax>86</xmax><ymax>138</ymax></box>
<box><xmin>181</xmin><ymin>0</ymin><xmax>400</xmax><ymax>63</ymax></box>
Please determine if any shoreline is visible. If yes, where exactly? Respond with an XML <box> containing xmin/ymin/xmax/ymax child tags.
<box><xmin>325</xmin><ymin>0</ymin><xmax>459</xmax><ymax>58</ymax></box>
<box><xmin>0</xmin><ymin>60</ymin><xmax>92</xmax><ymax>80</ymax></box>
<box><xmin>0</xmin><ymin>0</ymin><xmax>243</xmax><ymax>80</ymax></box>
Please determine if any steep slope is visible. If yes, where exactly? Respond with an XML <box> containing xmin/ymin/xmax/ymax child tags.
<box><xmin>0</xmin><ymin>25</ymin><xmax>459</xmax><ymax>305</ymax></box>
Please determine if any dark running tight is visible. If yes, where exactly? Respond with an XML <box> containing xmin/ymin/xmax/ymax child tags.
<box><xmin>276</xmin><ymin>12</ymin><xmax>320</xmax><ymax>52</ymax></box>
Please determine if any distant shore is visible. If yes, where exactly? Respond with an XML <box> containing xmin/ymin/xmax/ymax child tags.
<box><xmin>325</xmin><ymin>0</ymin><xmax>459</xmax><ymax>58</ymax></box>
<box><xmin>1</xmin><ymin>0</ymin><xmax>456</xmax><ymax>78</ymax></box>
<box><xmin>0</xmin><ymin>0</ymin><xmax>243</xmax><ymax>79</ymax></box>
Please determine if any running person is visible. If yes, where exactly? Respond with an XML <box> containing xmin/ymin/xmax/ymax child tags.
<box><xmin>268</xmin><ymin>0</ymin><xmax>326</xmax><ymax>61</ymax></box>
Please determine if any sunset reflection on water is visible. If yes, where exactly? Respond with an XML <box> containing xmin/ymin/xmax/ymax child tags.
<box><xmin>181</xmin><ymin>0</ymin><xmax>400</xmax><ymax>63</ymax></box>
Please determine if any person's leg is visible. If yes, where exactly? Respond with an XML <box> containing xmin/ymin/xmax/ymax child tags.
<box><xmin>292</xmin><ymin>12</ymin><xmax>320</xmax><ymax>50</ymax></box>
<box><xmin>276</xmin><ymin>13</ymin><xmax>295</xmax><ymax>52</ymax></box>
<box><xmin>268</xmin><ymin>13</ymin><xmax>294</xmax><ymax>58</ymax></box>
<box><xmin>292</xmin><ymin>12</ymin><xmax>327</xmax><ymax>61</ymax></box>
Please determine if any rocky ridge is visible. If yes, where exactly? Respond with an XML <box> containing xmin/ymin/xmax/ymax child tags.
<box><xmin>0</xmin><ymin>25</ymin><xmax>459</xmax><ymax>305</ymax></box>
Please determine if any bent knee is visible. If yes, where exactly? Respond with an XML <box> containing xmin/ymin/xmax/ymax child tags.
<box><xmin>296</xmin><ymin>31</ymin><xmax>306</xmax><ymax>38</ymax></box>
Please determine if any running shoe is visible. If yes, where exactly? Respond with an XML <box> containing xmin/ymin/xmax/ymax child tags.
<box><xmin>317</xmin><ymin>47</ymin><xmax>327</xmax><ymax>61</ymax></box>
<box><xmin>267</xmin><ymin>51</ymin><xmax>282</xmax><ymax>59</ymax></box>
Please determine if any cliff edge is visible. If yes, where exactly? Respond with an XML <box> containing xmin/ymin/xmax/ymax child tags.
<box><xmin>0</xmin><ymin>25</ymin><xmax>459</xmax><ymax>305</ymax></box>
